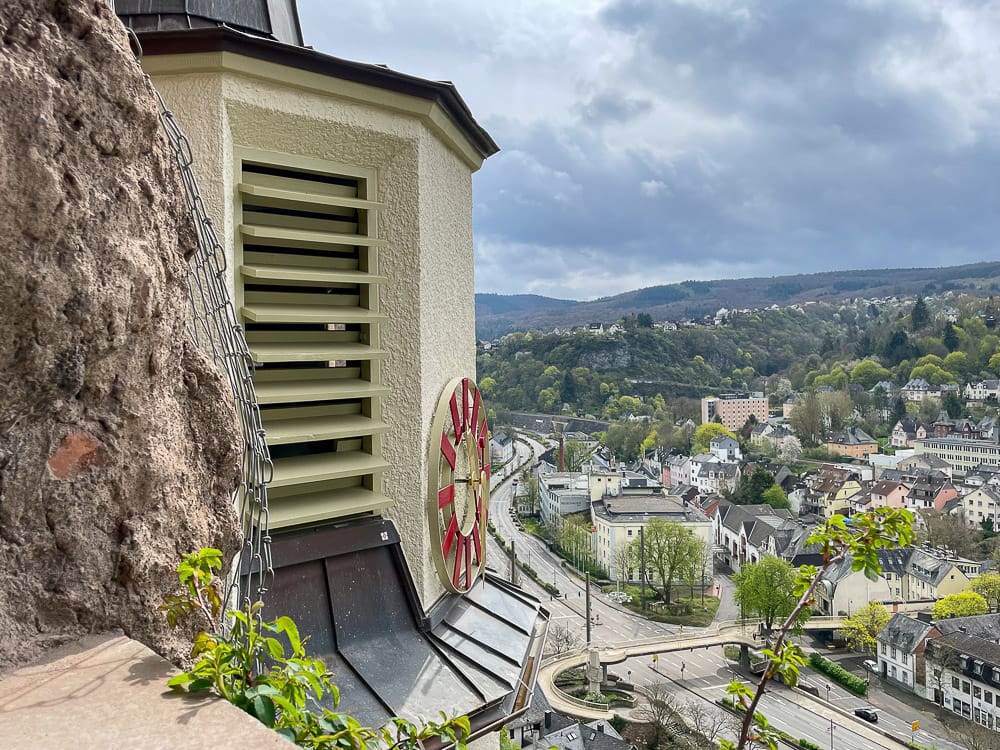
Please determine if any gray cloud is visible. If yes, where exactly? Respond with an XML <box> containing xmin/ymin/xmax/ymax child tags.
<box><xmin>298</xmin><ymin>0</ymin><xmax>1000</xmax><ymax>300</ymax></box>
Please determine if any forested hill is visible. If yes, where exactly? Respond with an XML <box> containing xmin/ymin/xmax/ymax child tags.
<box><xmin>475</xmin><ymin>261</ymin><xmax>1000</xmax><ymax>339</ymax></box>
<box><xmin>476</xmin><ymin>293</ymin><xmax>1000</xmax><ymax>429</ymax></box>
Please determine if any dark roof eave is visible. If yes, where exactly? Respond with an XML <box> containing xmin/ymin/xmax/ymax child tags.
<box><xmin>133</xmin><ymin>26</ymin><xmax>500</xmax><ymax>160</ymax></box>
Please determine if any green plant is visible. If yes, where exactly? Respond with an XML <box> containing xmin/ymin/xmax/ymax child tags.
<box><xmin>162</xmin><ymin>548</ymin><xmax>471</xmax><ymax>749</ymax></box>
<box><xmin>807</xmin><ymin>653</ymin><xmax>868</xmax><ymax>696</ymax></box>
<box><xmin>798</xmin><ymin>739</ymin><xmax>823</xmax><ymax>750</ymax></box>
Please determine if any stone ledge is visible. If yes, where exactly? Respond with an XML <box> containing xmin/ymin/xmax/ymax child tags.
<box><xmin>0</xmin><ymin>632</ymin><xmax>293</xmax><ymax>749</ymax></box>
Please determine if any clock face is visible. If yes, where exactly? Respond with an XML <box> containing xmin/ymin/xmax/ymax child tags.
<box><xmin>427</xmin><ymin>376</ymin><xmax>490</xmax><ymax>594</ymax></box>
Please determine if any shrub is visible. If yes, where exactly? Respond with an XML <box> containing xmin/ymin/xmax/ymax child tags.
<box><xmin>808</xmin><ymin>652</ymin><xmax>868</xmax><ymax>696</ymax></box>
<box><xmin>799</xmin><ymin>740</ymin><xmax>823</xmax><ymax>750</ymax></box>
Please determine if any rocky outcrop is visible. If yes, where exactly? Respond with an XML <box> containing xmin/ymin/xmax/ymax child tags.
<box><xmin>0</xmin><ymin>0</ymin><xmax>241</xmax><ymax>669</ymax></box>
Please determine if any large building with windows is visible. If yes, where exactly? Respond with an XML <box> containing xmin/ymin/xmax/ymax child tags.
<box><xmin>915</xmin><ymin>436</ymin><xmax>1000</xmax><ymax>477</ymax></box>
<box><xmin>700</xmin><ymin>393</ymin><xmax>768</xmax><ymax>431</ymax></box>
<box><xmin>116</xmin><ymin>1</ymin><xmax>545</xmax><ymax>737</ymax></box>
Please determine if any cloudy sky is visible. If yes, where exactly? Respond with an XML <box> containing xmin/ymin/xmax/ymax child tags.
<box><xmin>298</xmin><ymin>0</ymin><xmax>1000</xmax><ymax>301</ymax></box>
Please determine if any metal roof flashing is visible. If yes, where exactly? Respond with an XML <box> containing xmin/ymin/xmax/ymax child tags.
<box><xmin>254</xmin><ymin>518</ymin><xmax>546</xmax><ymax>742</ymax></box>
<box><xmin>123</xmin><ymin>25</ymin><xmax>499</xmax><ymax>164</ymax></box>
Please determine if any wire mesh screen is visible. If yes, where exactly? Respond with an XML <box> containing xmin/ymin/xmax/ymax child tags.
<box><xmin>129</xmin><ymin>30</ymin><xmax>275</xmax><ymax>619</ymax></box>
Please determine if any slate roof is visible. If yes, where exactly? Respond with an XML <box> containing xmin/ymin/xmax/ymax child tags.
<box><xmin>927</xmin><ymin>632</ymin><xmax>1000</xmax><ymax>686</ymax></box>
<box><xmin>878</xmin><ymin>613</ymin><xmax>935</xmax><ymax>653</ymax></box>
<box><xmin>542</xmin><ymin>720</ymin><xmax>629</xmax><ymax>750</ymax></box>
<box><xmin>828</xmin><ymin>426</ymin><xmax>877</xmax><ymax>446</ymax></box>
<box><xmin>934</xmin><ymin>613</ymin><xmax>1000</xmax><ymax>640</ymax></box>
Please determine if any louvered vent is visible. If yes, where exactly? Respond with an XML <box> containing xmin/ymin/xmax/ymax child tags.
<box><xmin>237</xmin><ymin>155</ymin><xmax>391</xmax><ymax>528</ymax></box>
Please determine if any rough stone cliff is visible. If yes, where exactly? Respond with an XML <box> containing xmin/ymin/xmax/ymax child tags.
<box><xmin>0</xmin><ymin>0</ymin><xmax>241</xmax><ymax>668</ymax></box>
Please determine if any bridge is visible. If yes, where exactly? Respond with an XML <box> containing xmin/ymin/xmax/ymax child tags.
<box><xmin>538</xmin><ymin>616</ymin><xmax>845</xmax><ymax>720</ymax></box>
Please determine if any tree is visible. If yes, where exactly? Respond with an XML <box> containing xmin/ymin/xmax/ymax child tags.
<box><xmin>681</xmin><ymin>698</ymin><xmax>736</xmax><ymax>746</ymax></box>
<box><xmin>932</xmin><ymin>591</ymin><xmax>989</xmax><ymax>619</ymax></box>
<box><xmin>563</xmin><ymin>439</ymin><xmax>591</xmax><ymax>472</ymax></box>
<box><xmin>739</xmin><ymin>468</ymin><xmax>775</xmax><ymax>504</ymax></box>
<box><xmin>761</xmin><ymin>485</ymin><xmax>790</xmax><ymax>510</ymax></box>
<box><xmin>613</xmin><ymin>541</ymin><xmax>634</xmax><ymax>587</ymax></box>
<box><xmin>839</xmin><ymin>602</ymin><xmax>890</xmax><ymax>653</ymax></box>
<box><xmin>911</xmin><ymin>295</ymin><xmax>930</xmax><ymax>331</ymax></box>
<box><xmin>634</xmin><ymin>682</ymin><xmax>682</xmax><ymax>748</ymax></box>
<box><xmin>691</xmin><ymin>422</ymin><xmax>737</xmax><ymax>456</ymax></box>
<box><xmin>518</xmin><ymin>470</ymin><xmax>539</xmax><ymax>515</ymax></box>
<box><xmin>943</xmin><ymin>322</ymin><xmax>960</xmax><ymax>352</ymax></box>
<box><xmin>544</xmin><ymin>623</ymin><xmax>581</xmax><ymax>656</ymax></box>
<box><xmin>789</xmin><ymin>391</ymin><xmax>824</xmax><ymax>446</ymax></box>
<box><xmin>924</xmin><ymin>510</ymin><xmax>981</xmax><ymax>558</ymax></box>
<box><xmin>945</xmin><ymin>717</ymin><xmax>1000</xmax><ymax>750</ymax></box>
<box><xmin>778</xmin><ymin>436</ymin><xmax>803</xmax><ymax>463</ymax></box>
<box><xmin>971</xmin><ymin>573</ymin><xmax>1000</xmax><ymax>612</ymax></box>
<box><xmin>633</xmin><ymin>518</ymin><xmax>702</xmax><ymax>604</ymax></box>
<box><xmin>849</xmin><ymin>359</ymin><xmax>891</xmax><ymax>389</ymax></box>
<box><xmin>732</xmin><ymin>557</ymin><xmax>801</xmax><ymax>632</ymax></box>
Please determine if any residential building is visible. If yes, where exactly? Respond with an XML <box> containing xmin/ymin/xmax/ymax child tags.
<box><xmin>915</xmin><ymin>437</ymin><xmax>1000</xmax><ymax>477</ymax></box>
<box><xmin>816</xmin><ymin>546</ymin><xmax>973</xmax><ymax>615</ymax></box>
<box><xmin>750</xmin><ymin>422</ymin><xmax>795</xmax><ymax>454</ymax></box>
<box><xmin>825</xmin><ymin>426</ymin><xmax>879</xmax><ymax>459</ymax></box>
<box><xmin>710</xmin><ymin>435</ymin><xmax>742</xmax><ymax>462</ymax></box>
<box><xmin>902</xmin><ymin>378</ymin><xmax>938</xmax><ymax>402</ymax></box>
<box><xmin>538</xmin><ymin>472</ymin><xmax>591</xmax><ymax>527</ymax></box>
<box><xmin>876</xmin><ymin>614</ymin><xmax>939</xmax><ymax>692</ymax></box>
<box><xmin>892</xmin><ymin>419</ymin><xmax>928</xmax><ymax>449</ymax></box>
<box><xmin>591</xmin><ymin>495</ymin><xmax>712</xmax><ymax>582</ymax></box>
<box><xmin>491</xmin><ymin>430</ymin><xmax>514</xmax><ymax>464</ymax></box>
<box><xmin>959</xmin><ymin>486</ymin><xmax>1000</xmax><ymax>530</ymax></box>
<box><xmin>897</xmin><ymin>454</ymin><xmax>953</xmax><ymax>474</ymax></box>
<box><xmin>665</xmin><ymin>454</ymin><xmax>691</xmax><ymax>488</ymax></box>
<box><xmin>869</xmin><ymin>479</ymin><xmax>910</xmax><ymax>510</ymax></box>
<box><xmin>924</xmin><ymin>632</ymin><xmax>1000</xmax><ymax>729</ymax></box>
<box><xmin>118</xmin><ymin>0</ymin><xmax>545</xmax><ymax>735</ymax></box>
<box><xmin>701</xmin><ymin>392</ymin><xmax>768</xmax><ymax>431</ymax></box>
<box><xmin>712</xmin><ymin>500</ymin><xmax>812</xmax><ymax>572</ymax></box>
<box><xmin>905</xmin><ymin>471</ymin><xmax>958</xmax><ymax>512</ymax></box>
<box><xmin>966</xmin><ymin>380</ymin><xmax>1000</xmax><ymax>402</ymax></box>
<box><xmin>802</xmin><ymin>465</ymin><xmax>864</xmax><ymax>518</ymax></box>
<box><xmin>690</xmin><ymin>453</ymin><xmax>740</xmax><ymax>495</ymax></box>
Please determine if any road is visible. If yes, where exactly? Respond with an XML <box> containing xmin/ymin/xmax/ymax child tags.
<box><xmin>488</xmin><ymin>436</ymin><xmax>679</xmax><ymax>645</ymax></box>
<box><xmin>486</xmin><ymin>436</ymin><xmax>963</xmax><ymax>750</ymax></box>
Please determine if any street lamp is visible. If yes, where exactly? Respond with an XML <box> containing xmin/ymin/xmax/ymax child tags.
<box><xmin>826</xmin><ymin>684</ymin><xmax>834</xmax><ymax>750</ymax></box>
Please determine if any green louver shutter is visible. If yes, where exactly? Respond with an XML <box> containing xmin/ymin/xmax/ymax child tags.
<box><xmin>236</xmin><ymin>153</ymin><xmax>391</xmax><ymax>528</ymax></box>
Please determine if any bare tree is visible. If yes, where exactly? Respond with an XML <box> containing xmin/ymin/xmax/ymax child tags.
<box><xmin>944</xmin><ymin>718</ymin><xmax>1000</xmax><ymax>750</ymax></box>
<box><xmin>681</xmin><ymin>697</ymin><xmax>737</xmax><ymax>745</ymax></box>
<box><xmin>544</xmin><ymin>623</ymin><xmax>581</xmax><ymax>656</ymax></box>
<box><xmin>634</xmin><ymin>682</ymin><xmax>683</xmax><ymax>748</ymax></box>
<box><xmin>613</xmin><ymin>541</ymin><xmax>634</xmax><ymax>587</ymax></box>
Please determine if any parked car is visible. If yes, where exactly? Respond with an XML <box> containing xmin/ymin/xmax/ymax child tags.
<box><xmin>854</xmin><ymin>707</ymin><xmax>878</xmax><ymax>723</ymax></box>
<box><xmin>862</xmin><ymin>659</ymin><xmax>878</xmax><ymax>673</ymax></box>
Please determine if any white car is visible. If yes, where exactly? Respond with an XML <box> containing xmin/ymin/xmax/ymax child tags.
<box><xmin>862</xmin><ymin>659</ymin><xmax>878</xmax><ymax>673</ymax></box>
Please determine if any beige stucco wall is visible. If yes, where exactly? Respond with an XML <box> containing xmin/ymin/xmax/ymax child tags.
<box><xmin>145</xmin><ymin>52</ymin><xmax>484</xmax><ymax>610</ymax></box>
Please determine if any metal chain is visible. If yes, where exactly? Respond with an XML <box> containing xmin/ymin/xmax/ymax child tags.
<box><xmin>123</xmin><ymin>27</ymin><xmax>274</xmax><ymax>623</ymax></box>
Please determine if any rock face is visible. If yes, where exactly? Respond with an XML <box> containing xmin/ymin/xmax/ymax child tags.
<box><xmin>0</xmin><ymin>0</ymin><xmax>241</xmax><ymax>668</ymax></box>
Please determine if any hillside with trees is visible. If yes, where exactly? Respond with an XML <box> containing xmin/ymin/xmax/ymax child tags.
<box><xmin>479</xmin><ymin>292</ymin><xmax>1000</xmax><ymax>460</ymax></box>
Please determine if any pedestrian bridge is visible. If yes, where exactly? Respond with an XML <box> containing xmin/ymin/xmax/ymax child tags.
<box><xmin>537</xmin><ymin>616</ymin><xmax>845</xmax><ymax>720</ymax></box>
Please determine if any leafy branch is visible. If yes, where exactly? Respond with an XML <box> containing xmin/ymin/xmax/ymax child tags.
<box><xmin>720</xmin><ymin>507</ymin><xmax>913</xmax><ymax>750</ymax></box>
